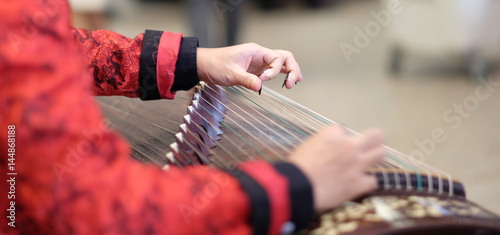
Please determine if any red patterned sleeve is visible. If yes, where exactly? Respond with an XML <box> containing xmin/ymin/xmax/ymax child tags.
<box><xmin>72</xmin><ymin>28</ymin><xmax>184</xmax><ymax>99</ymax></box>
<box><xmin>73</xmin><ymin>28</ymin><xmax>144</xmax><ymax>97</ymax></box>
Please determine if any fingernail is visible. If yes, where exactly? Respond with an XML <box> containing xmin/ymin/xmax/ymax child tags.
<box><xmin>282</xmin><ymin>72</ymin><xmax>290</xmax><ymax>88</ymax></box>
<box><xmin>262</xmin><ymin>69</ymin><xmax>273</xmax><ymax>81</ymax></box>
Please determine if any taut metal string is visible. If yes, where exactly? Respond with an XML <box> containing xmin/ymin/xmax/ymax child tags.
<box><xmin>233</xmin><ymin>86</ymin><xmax>318</xmax><ymax>136</ymax></box>
<box><xmin>98</xmin><ymin>82</ymin><xmax>457</xmax><ymax>196</ymax></box>
<box><xmin>99</xmin><ymin>101</ymin><xmax>186</xmax><ymax>169</ymax></box>
<box><xmin>202</xmin><ymin>86</ymin><xmax>294</xmax><ymax>154</ymax></box>
<box><xmin>186</xmin><ymin>107</ymin><xmax>258</xmax><ymax>162</ymax></box>
<box><xmin>206</xmin><ymin>85</ymin><xmax>305</xmax><ymax>145</ymax></box>
<box><xmin>196</xmin><ymin>95</ymin><xmax>287</xmax><ymax>160</ymax></box>
<box><xmin>231</xmin><ymin>85</ymin><xmax>453</xmax><ymax>195</ymax></box>
<box><xmin>217</xmin><ymin>86</ymin><xmax>412</xmax><ymax>192</ymax></box>
<box><xmin>194</xmin><ymin>99</ymin><xmax>275</xmax><ymax>161</ymax></box>
<box><xmin>258</xmin><ymin>85</ymin><xmax>453</xmax><ymax>194</ymax></box>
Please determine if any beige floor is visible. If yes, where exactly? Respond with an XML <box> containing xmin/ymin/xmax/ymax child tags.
<box><xmin>76</xmin><ymin>0</ymin><xmax>500</xmax><ymax>214</ymax></box>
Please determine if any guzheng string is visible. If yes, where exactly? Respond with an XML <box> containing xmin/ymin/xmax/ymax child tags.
<box><xmin>218</xmin><ymin>84</ymin><xmax>453</xmax><ymax>196</ymax></box>
<box><xmin>244</xmin><ymin>85</ymin><xmax>453</xmax><ymax>195</ymax></box>
<box><xmin>224</xmin><ymin>88</ymin><xmax>421</xmax><ymax>172</ymax></box>
<box><xmin>254</xmin><ymin>85</ymin><xmax>453</xmax><ymax>195</ymax></box>
<box><xmin>97</xmin><ymin>83</ymin><xmax>458</xmax><ymax>196</ymax></box>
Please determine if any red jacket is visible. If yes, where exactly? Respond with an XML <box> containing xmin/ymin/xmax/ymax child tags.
<box><xmin>0</xmin><ymin>1</ymin><xmax>313</xmax><ymax>234</ymax></box>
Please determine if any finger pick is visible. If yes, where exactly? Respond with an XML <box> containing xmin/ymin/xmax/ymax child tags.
<box><xmin>282</xmin><ymin>72</ymin><xmax>290</xmax><ymax>88</ymax></box>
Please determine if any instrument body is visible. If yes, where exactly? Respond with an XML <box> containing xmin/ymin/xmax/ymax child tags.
<box><xmin>98</xmin><ymin>83</ymin><xmax>500</xmax><ymax>234</ymax></box>
<box><xmin>311</xmin><ymin>193</ymin><xmax>500</xmax><ymax>235</ymax></box>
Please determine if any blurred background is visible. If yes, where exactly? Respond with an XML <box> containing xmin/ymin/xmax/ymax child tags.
<box><xmin>71</xmin><ymin>0</ymin><xmax>500</xmax><ymax>214</ymax></box>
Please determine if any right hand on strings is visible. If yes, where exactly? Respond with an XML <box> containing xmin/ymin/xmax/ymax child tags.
<box><xmin>196</xmin><ymin>43</ymin><xmax>303</xmax><ymax>91</ymax></box>
<box><xmin>288</xmin><ymin>125</ymin><xmax>386</xmax><ymax>211</ymax></box>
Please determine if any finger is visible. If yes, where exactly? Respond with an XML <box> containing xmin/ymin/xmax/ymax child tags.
<box><xmin>358</xmin><ymin>146</ymin><xmax>386</xmax><ymax>169</ymax></box>
<box><xmin>356</xmin><ymin>129</ymin><xmax>385</xmax><ymax>152</ymax></box>
<box><xmin>280</xmin><ymin>66</ymin><xmax>287</xmax><ymax>73</ymax></box>
<box><xmin>280</xmin><ymin>65</ymin><xmax>302</xmax><ymax>82</ymax></box>
<box><xmin>357</xmin><ymin>175</ymin><xmax>379</xmax><ymax>195</ymax></box>
<box><xmin>259</xmin><ymin>49</ymin><xmax>285</xmax><ymax>82</ymax></box>
<box><xmin>320</xmin><ymin>125</ymin><xmax>349</xmax><ymax>141</ymax></box>
<box><xmin>235</xmin><ymin>71</ymin><xmax>261</xmax><ymax>91</ymax></box>
<box><xmin>277</xmin><ymin>50</ymin><xmax>302</xmax><ymax>89</ymax></box>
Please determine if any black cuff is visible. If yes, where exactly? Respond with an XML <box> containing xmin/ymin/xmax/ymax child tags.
<box><xmin>228</xmin><ymin>169</ymin><xmax>270</xmax><ymax>235</ymax></box>
<box><xmin>171</xmin><ymin>37</ymin><xmax>200</xmax><ymax>91</ymax></box>
<box><xmin>139</xmin><ymin>30</ymin><xmax>162</xmax><ymax>100</ymax></box>
<box><xmin>273</xmin><ymin>162</ymin><xmax>314</xmax><ymax>232</ymax></box>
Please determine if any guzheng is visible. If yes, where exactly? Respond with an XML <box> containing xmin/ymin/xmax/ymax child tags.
<box><xmin>97</xmin><ymin>82</ymin><xmax>500</xmax><ymax>235</ymax></box>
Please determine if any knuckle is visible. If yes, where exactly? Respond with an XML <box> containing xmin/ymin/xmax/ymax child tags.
<box><xmin>280</xmin><ymin>50</ymin><xmax>293</xmax><ymax>57</ymax></box>
<box><xmin>272</xmin><ymin>51</ymin><xmax>283</xmax><ymax>61</ymax></box>
<box><xmin>245</xmin><ymin>42</ymin><xmax>258</xmax><ymax>48</ymax></box>
<box><xmin>242</xmin><ymin>43</ymin><xmax>260</xmax><ymax>54</ymax></box>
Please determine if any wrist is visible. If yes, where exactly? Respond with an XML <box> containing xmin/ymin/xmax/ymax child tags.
<box><xmin>196</xmin><ymin>47</ymin><xmax>211</xmax><ymax>83</ymax></box>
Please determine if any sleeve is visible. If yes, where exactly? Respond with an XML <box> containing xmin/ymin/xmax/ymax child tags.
<box><xmin>72</xmin><ymin>28</ymin><xmax>200</xmax><ymax>100</ymax></box>
<box><xmin>232</xmin><ymin>162</ymin><xmax>315</xmax><ymax>235</ymax></box>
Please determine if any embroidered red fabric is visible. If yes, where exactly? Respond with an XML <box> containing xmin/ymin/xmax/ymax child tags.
<box><xmin>73</xmin><ymin>28</ymin><xmax>144</xmax><ymax>97</ymax></box>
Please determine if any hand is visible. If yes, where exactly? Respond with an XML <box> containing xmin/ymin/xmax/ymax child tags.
<box><xmin>196</xmin><ymin>43</ymin><xmax>303</xmax><ymax>91</ymax></box>
<box><xmin>288</xmin><ymin>125</ymin><xmax>385</xmax><ymax>211</ymax></box>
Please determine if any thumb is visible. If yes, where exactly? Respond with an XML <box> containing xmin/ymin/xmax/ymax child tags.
<box><xmin>235</xmin><ymin>71</ymin><xmax>262</xmax><ymax>91</ymax></box>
